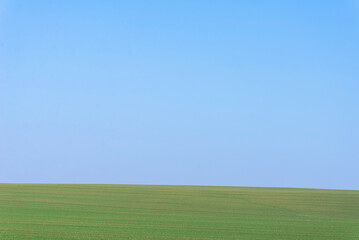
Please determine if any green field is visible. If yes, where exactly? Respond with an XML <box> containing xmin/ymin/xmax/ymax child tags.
<box><xmin>0</xmin><ymin>184</ymin><xmax>358</xmax><ymax>239</ymax></box>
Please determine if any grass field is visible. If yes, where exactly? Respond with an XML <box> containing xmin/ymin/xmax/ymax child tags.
<box><xmin>0</xmin><ymin>184</ymin><xmax>358</xmax><ymax>239</ymax></box>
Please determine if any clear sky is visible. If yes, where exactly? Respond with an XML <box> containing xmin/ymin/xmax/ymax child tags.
<box><xmin>0</xmin><ymin>1</ymin><xmax>358</xmax><ymax>189</ymax></box>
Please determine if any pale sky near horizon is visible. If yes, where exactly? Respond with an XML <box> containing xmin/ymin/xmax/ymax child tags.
<box><xmin>0</xmin><ymin>1</ymin><xmax>358</xmax><ymax>189</ymax></box>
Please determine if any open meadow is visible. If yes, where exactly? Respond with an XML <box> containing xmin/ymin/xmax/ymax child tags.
<box><xmin>0</xmin><ymin>184</ymin><xmax>358</xmax><ymax>239</ymax></box>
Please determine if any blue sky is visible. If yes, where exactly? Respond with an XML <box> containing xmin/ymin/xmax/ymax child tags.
<box><xmin>0</xmin><ymin>1</ymin><xmax>358</xmax><ymax>189</ymax></box>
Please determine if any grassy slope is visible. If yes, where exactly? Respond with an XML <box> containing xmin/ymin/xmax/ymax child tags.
<box><xmin>0</xmin><ymin>184</ymin><xmax>358</xmax><ymax>239</ymax></box>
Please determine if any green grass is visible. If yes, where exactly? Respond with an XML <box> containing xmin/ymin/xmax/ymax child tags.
<box><xmin>0</xmin><ymin>184</ymin><xmax>358</xmax><ymax>239</ymax></box>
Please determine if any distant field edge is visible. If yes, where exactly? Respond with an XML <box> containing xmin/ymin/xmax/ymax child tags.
<box><xmin>0</xmin><ymin>182</ymin><xmax>357</xmax><ymax>191</ymax></box>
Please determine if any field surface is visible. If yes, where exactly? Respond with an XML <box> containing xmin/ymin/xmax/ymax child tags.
<box><xmin>0</xmin><ymin>184</ymin><xmax>358</xmax><ymax>239</ymax></box>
